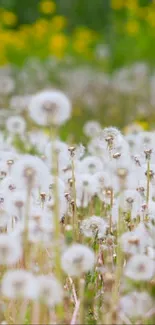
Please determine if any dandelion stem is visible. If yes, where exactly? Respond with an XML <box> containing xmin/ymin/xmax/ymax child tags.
<box><xmin>109</xmin><ymin>206</ymin><xmax>124</xmax><ymax>324</ymax></box>
<box><xmin>68</xmin><ymin>277</ymin><xmax>78</xmax><ymax>305</ymax></box>
<box><xmin>71</xmin><ymin>158</ymin><xmax>78</xmax><ymax>241</ymax></box>
<box><xmin>78</xmin><ymin>278</ymin><xmax>85</xmax><ymax>324</ymax></box>
<box><xmin>146</xmin><ymin>159</ymin><xmax>150</xmax><ymax>206</ymax></box>
<box><xmin>70</xmin><ymin>300</ymin><xmax>80</xmax><ymax>325</ymax></box>
<box><xmin>23</xmin><ymin>186</ymin><xmax>31</xmax><ymax>269</ymax></box>
<box><xmin>50</xmin><ymin>126</ymin><xmax>64</xmax><ymax>322</ymax></box>
<box><xmin>17</xmin><ymin>299</ymin><xmax>28</xmax><ymax>325</ymax></box>
<box><xmin>53</xmin><ymin>152</ymin><xmax>62</xmax><ymax>282</ymax></box>
<box><xmin>50</xmin><ymin>127</ymin><xmax>61</xmax><ymax>280</ymax></box>
<box><xmin>109</xmin><ymin>188</ymin><xmax>113</xmax><ymax>233</ymax></box>
<box><xmin>114</xmin><ymin>207</ymin><xmax>124</xmax><ymax>295</ymax></box>
<box><xmin>31</xmin><ymin>301</ymin><xmax>40</xmax><ymax>325</ymax></box>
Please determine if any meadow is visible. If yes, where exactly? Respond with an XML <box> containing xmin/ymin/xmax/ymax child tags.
<box><xmin>0</xmin><ymin>0</ymin><xmax>155</xmax><ymax>324</ymax></box>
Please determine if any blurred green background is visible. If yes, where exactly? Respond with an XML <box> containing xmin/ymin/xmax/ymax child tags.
<box><xmin>0</xmin><ymin>0</ymin><xmax>154</xmax><ymax>68</ymax></box>
<box><xmin>0</xmin><ymin>0</ymin><xmax>155</xmax><ymax>139</ymax></box>
<box><xmin>0</xmin><ymin>0</ymin><xmax>110</xmax><ymax>31</ymax></box>
<box><xmin>0</xmin><ymin>0</ymin><xmax>151</xmax><ymax>30</ymax></box>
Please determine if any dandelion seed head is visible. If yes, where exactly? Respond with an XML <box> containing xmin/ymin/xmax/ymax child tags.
<box><xmin>45</xmin><ymin>139</ymin><xmax>70</xmax><ymax>171</ymax></box>
<box><xmin>61</xmin><ymin>243</ymin><xmax>95</xmax><ymax>277</ymax></box>
<box><xmin>37</xmin><ymin>274</ymin><xmax>63</xmax><ymax>306</ymax></box>
<box><xmin>81</xmin><ymin>216</ymin><xmax>107</xmax><ymax>239</ymax></box>
<box><xmin>6</xmin><ymin>116</ymin><xmax>26</xmax><ymax>135</ymax></box>
<box><xmin>0</xmin><ymin>76</ymin><xmax>15</xmax><ymax>95</ymax></box>
<box><xmin>11</xmin><ymin>155</ymin><xmax>50</xmax><ymax>190</ymax></box>
<box><xmin>83</xmin><ymin>121</ymin><xmax>101</xmax><ymax>138</ymax></box>
<box><xmin>0</xmin><ymin>234</ymin><xmax>22</xmax><ymax>265</ymax></box>
<box><xmin>79</xmin><ymin>156</ymin><xmax>103</xmax><ymax>175</ymax></box>
<box><xmin>28</xmin><ymin>90</ymin><xmax>71</xmax><ymax>126</ymax></box>
<box><xmin>119</xmin><ymin>291</ymin><xmax>153</xmax><ymax>318</ymax></box>
<box><xmin>10</xmin><ymin>95</ymin><xmax>32</xmax><ymax>112</ymax></box>
<box><xmin>125</xmin><ymin>254</ymin><xmax>155</xmax><ymax>281</ymax></box>
<box><xmin>75</xmin><ymin>173</ymin><xmax>98</xmax><ymax>207</ymax></box>
<box><xmin>1</xmin><ymin>270</ymin><xmax>38</xmax><ymax>299</ymax></box>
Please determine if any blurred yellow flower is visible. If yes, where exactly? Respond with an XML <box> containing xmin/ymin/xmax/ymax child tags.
<box><xmin>13</xmin><ymin>33</ymin><xmax>26</xmax><ymax>49</ymax></box>
<box><xmin>73</xmin><ymin>38</ymin><xmax>88</xmax><ymax>53</ymax></box>
<box><xmin>136</xmin><ymin>7</ymin><xmax>148</xmax><ymax>19</ymax></box>
<box><xmin>74</xmin><ymin>27</ymin><xmax>96</xmax><ymax>41</ymax></box>
<box><xmin>1</xmin><ymin>11</ymin><xmax>17</xmax><ymax>26</ymax></box>
<box><xmin>124</xmin><ymin>122</ymin><xmax>144</xmax><ymax>134</ymax></box>
<box><xmin>126</xmin><ymin>20</ymin><xmax>139</xmax><ymax>35</ymax></box>
<box><xmin>124</xmin><ymin>0</ymin><xmax>138</xmax><ymax>11</ymax></box>
<box><xmin>135</xmin><ymin>121</ymin><xmax>149</xmax><ymax>131</ymax></box>
<box><xmin>20</xmin><ymin>24</ymin><xmax>31</xmax><ymax>36</ymax></box>
<box><xmin>72</xmin><ymin>38</ymin><xmax>90</xmax><ymax>56</ymax></box>
<box><xmin>49</xmin><ymin>33</ymin><xmax>68</xmax><ymax>57</ymax></box>
<box><xmin>50</xmin><ymin>15</ymin><xmax>67</xmax><ymax>31</ymax></box>
<box><xmin>0</xmin><ymin>49</ymin><xmax>8</xmax><ymax>65</ymax></box>
<box><xmin>72</xmin><ymin>27</ymin><xmax>96</xmax><ymax>54</ymax></box>
<box><xmin>33</xmin><ymin>19</ymin><xmax>49</xmax><ymax>37</ymax></box>
<box><xmin>146</xmin><ymin>10</ymin><xmax>155</xmax><ymax>27</ymax></box>
<box><xmin>111</xmin><ymin>0</ymin><xmax>124</xmax><ymax>10</ymax></box>
<box><xmin>39</xmin><ymin>0</ymin><xmax>56</xmax><ymax>14</ymax></box>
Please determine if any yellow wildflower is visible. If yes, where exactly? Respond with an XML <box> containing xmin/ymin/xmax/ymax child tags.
<box><xmin>50</xmin><ymin>15</ymin><xmax>67</xmax><ymax>31</ymax></box>
<box><xmin>136</xmin><ymin>7</ymin><xmax>148</xmax><ymax>19</ymax></box>
<box><xmin>111</xmin><ymin>0</ymin><xmax>124</xmax><ymax>10</ymax></box>
<box><xmin>126</xmin><ymin>20</ymin><xmax>139</xmax><ymax>35</ymax></box>
<box><xmin>73</xmin><ymin>38</ymin><xmax>88</xmax><ymax>54</ymax></box>
<box><xmin>146</xmin><ymin>9</ymin><xmax>155</xmax><ymax>27</ymax></box>
<box><xmin>72</xmin><ymin>27</ymin><xmax>96</xmax><ymax>54</ymax></box>
<box><xmin>124</xmin><ymin>0</ymin><xmax>138</xmax><ymax>11</ymax></box>
<box><xmin>0</xmin><ymin>49</ymin><xmax>8</xmax><ymax>65</ymax></box>
<box><xmin>1</xmin><ymin>11</ymin><xmax>17</xmax><ymax>26</ymax></box>
<box><xmin>74</xmin><ymin>27</ymin><xmax>96</xmax><ymax>42</ymax></box>
<box><xmin>33</xmin><ymin>19</ymin><xmax>49</xmax><ymax>37</ymax></box>
<box><xmin>39</xmin><ymin>0</ymin><xmax>56</xmax><ymax>14</ymax></box>
<box><xmin>124</xmin><ymin>122</ymin><xmax>144</xmax><ymax>134</ymax></box>
<box><xmin>49</xmin><ymin>33</ymin><xmax>68</xmax><ymax>57</ymax></box>
<box><xmin>135</xmin><ymin>121</ymin><xmax>149</xmax><ymax>131</ymax></box>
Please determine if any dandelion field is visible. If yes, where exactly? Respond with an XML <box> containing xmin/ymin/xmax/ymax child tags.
<box><xmin>0</xmin><ymin>0</ymin><xmax>155</xmax><ymax>324</ymax></box>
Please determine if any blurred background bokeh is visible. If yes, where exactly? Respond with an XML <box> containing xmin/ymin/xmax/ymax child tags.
<box><xmin>0</xmin><ymin>0</ymin><xmax>155</xmax><ymax>141</ymax></box>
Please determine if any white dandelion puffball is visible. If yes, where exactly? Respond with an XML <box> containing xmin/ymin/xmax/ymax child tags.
<box><xmin>81</xmin><ymin>216</ymin><xmax>107</xmax><ymax>239</ymax></box>
<box><xmin>0</xmin><ymin>234</ymin><xmax>22</xmax><ymax>265</ymax></box>
<box><xmin>75</xmin><ymin>173</ymin><xmax>98</xmax><ymax>208</ymax></box>
<box><xmin>79</xmin><ymin>156</ymin><xmax>103</xmax><ymax>175</ymax></box>
<box><xmin>45</xmin><ymin>139</ymin><xmax>70</xmax><ymax>171</ymax></box>
<box><xmin>83</xmin><ymin>121</ymin><xmax>101</xmax><ymax>138</ymax></box>
<box><xmin>11</xmin><ymin>155</ymin><xmax>50</xmax><ymax>190</ymax></box>
<box><xmin>61</xmin><ymin>243</ymin><xmax>95</xmax><ymax>277</ymax></box>
<box><xmin>6</xmin><ymin>116</ymin><xmax>26</xmax><ymax>135</ymax></box>
<box><xmin>125</xmin><ymin>254</ymin><xmax>155</xmax><ymax>281</ymax></box>
<box><xmin>37</xmin><ymin>274</ymin><xmax>63</xmax><ymax>306</ymax></box>
<box><xmin>120</xmin><ymin>222</ymin><xmax>151</xmax><ymax>255</ymax></box>
<box><xmin>10</xmin><ymin>95</ymin><xmax>32</xmax><ymax>112</ymax></box>
<box><xmin>0</xmin><ymin>76</ymin><xmax>15</xmax><ymax>95</ymax></box>
<box><xmin>1</xmin><ymin>269</ymin><xmax>38</xmax><ymax>299</ymax></box>
<box><xmin>120</xmin><ymin>291</ymin><xmax>153</xmax><ymax>318</ymax></box>
<box><xmin>28</xmin><ymin>90</ymin><xmax>72</xmax><ymax>126</ymax></box>
<box><xmin>0</xmin><ymin>208</ymin><xmax>9</xmax><ymax>228</ymax></box>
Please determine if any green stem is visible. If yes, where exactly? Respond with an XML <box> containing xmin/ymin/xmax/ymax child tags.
<box><xmin>146</xmin><ymin>159</ymin><xmax>150</xmax><ymax>206</ymax></box>
<box><xmin>71</xmin><ymin>158</ymin><xmax>78</xmax><ymax>241</ymax></box>
<box><xmin>50</xmin><ymin>126</ymin><xmax>64</xmax><ymax>322</ymax></box>
<box><xmin>23</xmin><ymin>186</ymin><xmax>31</xmax><ymax>269</ymax></box>
<box><xmin>109</xmin><ymin>206</ymin><xmax>124</xmax><ymax>324</ymax></box>
<box><xmin>109</xmin><ymin>188</ymin><xmax>113</xmax><ymax>234</ymax></box>
<box><xmin>50</xmin><ymin>127</ymin><xmax>61</xmax><ymax>280</ymax></box>
<box><xmin>79</xmin><ymin>278</ymin><xmax>85</xmax><ymax>324</ymax></box>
